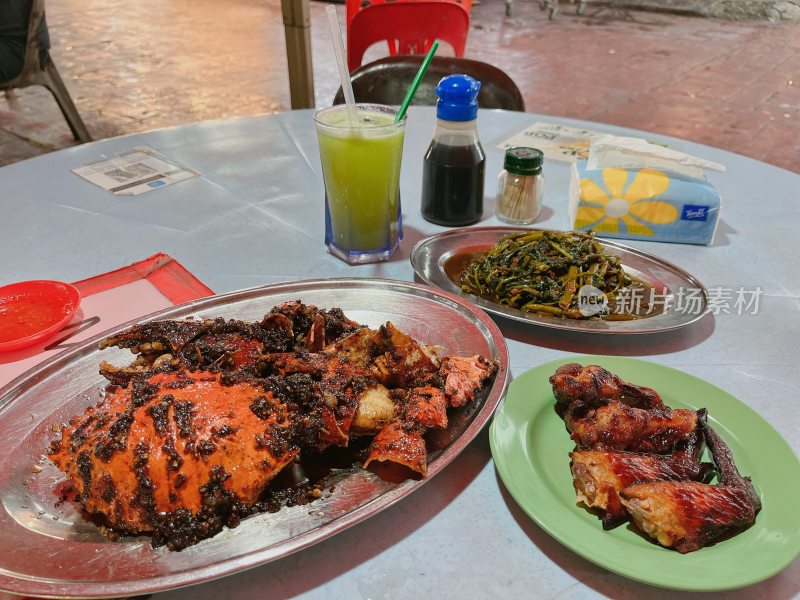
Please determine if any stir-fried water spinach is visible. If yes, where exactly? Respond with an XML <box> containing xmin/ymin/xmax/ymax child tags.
<box><xmin>460</xmin><ymin>230</ymin><xmax>646</xmax><ymax>320</ymax></box>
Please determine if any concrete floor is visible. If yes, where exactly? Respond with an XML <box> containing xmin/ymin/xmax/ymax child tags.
<box><xmin>0</xmin><ymin>0</ymin><xmax>798</xmax><ymax>172</ymax></box>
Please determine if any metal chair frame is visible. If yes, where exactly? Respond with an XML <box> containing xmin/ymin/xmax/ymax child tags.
<box><xmin>0</xmin><ymin>0</ymin><xmax>91</xmax><ymax>142</ymax></box>
<box><xmin>333</xmin><ymin>55</ymin><xmax>525</xmax><ymax>112</ymax></box>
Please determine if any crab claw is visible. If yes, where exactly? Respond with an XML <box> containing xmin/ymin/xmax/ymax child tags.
<box><xmin>99</xmin><ymin>353</ymin><xmax>175</xmax><ymax>385</ymax></box>
<box><xmin>99</xmin><ymin>320</ymin><xmax>207</xmax><ymax>354</ymax></box>
<box><xmin>98</xmin><ymin>320</ymin><xmax>208</xmax><ymax>384</ymax></box>
<box><xmin>439</xmin><ymin>354</ymin><xmax>498</xmax><ymax>408</ymax></box>
<box><xmin>270</xmin><ymin>300</ymin><xmax>307</xmax><ymax>317</ymax></box>
<box><xmin>267</xmin><ymin>302</ymin><xmax>361</xmax><ymax>350</ymax></box>
<box><xmin>370</xmin><ymin>322</ymin><xmax>441</xmax><ymax>388</ymax></box>
<box><xmin>260</xmin><ymin>312</ymin><xmax>294</xmax><ymax>336</ymax></box>
<box><xmin>99</xmin><ymin>318</ymin><xmax>273</xmax><ymax>383</ymax></box>
<box><xmin>304</xmin><ymin>314</ymin><xmax>326</xmax><ymax>351</ymax></box>
<box><xmin>322</xmin><ymin>327</ymin><xmax>386</xmax><ymax>368</ymax></box>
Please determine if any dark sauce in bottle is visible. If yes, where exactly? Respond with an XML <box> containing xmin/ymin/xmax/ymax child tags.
<box><xmin>421</xmin><ymin>142</ymin><xmax>485</xmax><ymax>226</ymax></box>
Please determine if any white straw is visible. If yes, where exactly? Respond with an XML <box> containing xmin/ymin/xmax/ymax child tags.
<box><xmin>325</xmin><ymin>5</ymin><xmax>359</xmax><ymax>127</ymax></box>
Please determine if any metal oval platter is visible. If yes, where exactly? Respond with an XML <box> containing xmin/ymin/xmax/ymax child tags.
<box><xmin>411</xmin><ymin>227</ymin><xmax>709</xmax><ymax>334</ymax></box>
<box><xmin>0</xmin><ymin>278</ymin><xmax>508</xmax><ymax>598</ymax></box>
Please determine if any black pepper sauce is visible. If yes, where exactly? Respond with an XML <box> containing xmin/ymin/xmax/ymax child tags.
<box><xmin>421</xmin><ymin>143</ymin><xmax>485</xmax><ymax>226</ymax></box>
<box><xmin>421</xmin><ymin>74</ymin><xmax>486</xmax><ymax>227</ymax></box>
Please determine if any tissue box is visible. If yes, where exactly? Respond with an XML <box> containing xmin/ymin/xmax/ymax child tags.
<box><xmin>568</xmin><ymin>161</ymin><xmax>721</xmax><ymax>245</ymax></box>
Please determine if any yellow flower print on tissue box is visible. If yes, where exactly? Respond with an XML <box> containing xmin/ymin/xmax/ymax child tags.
<box><xmin>568</xmin><ymin>163</ymin><xmax>721</xmax><ymax>245</ymax></box>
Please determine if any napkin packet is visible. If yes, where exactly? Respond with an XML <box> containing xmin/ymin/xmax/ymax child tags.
<box><xmin>567</xmin><ymin>135</ymin><xmax>725</xmax><ymax>245</ymax></box>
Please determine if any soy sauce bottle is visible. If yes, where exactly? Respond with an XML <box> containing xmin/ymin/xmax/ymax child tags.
<box><xmin>421</xmin><ymin>74</ymin><xmax>486</xmax><ymax>226</ymax></box>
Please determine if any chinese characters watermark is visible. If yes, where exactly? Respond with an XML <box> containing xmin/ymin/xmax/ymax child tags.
<box><xmin>577</xmin><ymin>285</ymin><xmax>762</xmax><ymax>317</ymax></box>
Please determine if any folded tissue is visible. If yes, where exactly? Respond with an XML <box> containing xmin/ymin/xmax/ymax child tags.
<box><xmin>568</xmin><ymin>135</ymin><xmax>725</xmax><ymax>245</ymax></box>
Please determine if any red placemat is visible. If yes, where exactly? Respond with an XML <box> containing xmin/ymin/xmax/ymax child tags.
<box><xmin>0</xmin><ymin>253</ymin><xmax>213</xmax><ymax>388</ymax></box>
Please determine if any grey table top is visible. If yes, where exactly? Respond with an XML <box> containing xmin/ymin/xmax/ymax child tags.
<box><xmin>0</xmin><ymin>106</ymin><xmax>798</xmax><ymax>599</ymax></box>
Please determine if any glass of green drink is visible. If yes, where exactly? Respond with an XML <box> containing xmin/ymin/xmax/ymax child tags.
<box><xmin>314</xmin><ymin>104</ymin><xmax>405</xmax><ymax>264</ymax></box>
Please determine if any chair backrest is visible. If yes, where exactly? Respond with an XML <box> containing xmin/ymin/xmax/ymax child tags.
<box><xmin>333</xmin><ymin>55</ymin><xmax>525</xmax><ymax>111</ymax></box>
<box><xmin>346</xmin><ymin>0</ymin><xmax>472</xmax><ymax>31</ymax></box>
<box><xmin>24</xmin><ymin>0</ymin><xmax>45</xmax><ymax>68</ymax></box>
<box><xmin>1</xmin><ymin>0</ymin><xmax>47</xmax><ymax>89</ymax></box>
<box><xmin>347</xmin><ymin>2</ymin><xmax>469</xmax><ymax>72</ymax></box>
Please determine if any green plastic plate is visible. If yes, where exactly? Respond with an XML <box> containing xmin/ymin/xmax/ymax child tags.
<box><xmin>489</xmin><ymin>355</ymin><xmax>800</xmax><ymax>591</ymax></box>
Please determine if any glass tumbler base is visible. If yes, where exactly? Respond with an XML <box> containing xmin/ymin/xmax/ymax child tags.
<box><xmin>327</xmin><ymin>240</ymin><xmax>399</xmax><ymax>265</ymax></box>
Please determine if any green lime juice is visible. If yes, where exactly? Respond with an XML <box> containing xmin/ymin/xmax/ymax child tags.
<box><xmin>316</xmin><ymin>107</ymin><xmax>405</xmax><ymax>255</ymax></box>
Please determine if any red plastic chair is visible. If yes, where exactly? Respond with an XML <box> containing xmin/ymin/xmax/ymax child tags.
<box><xmin>346</xmin><ymin>1</ymin><xmax>470</xmax><ymax>72</ymax></box>
<box><xmin>346</xmin><ymin>0</ymin><xmax>472</xmax><ymax>31</ymax></box>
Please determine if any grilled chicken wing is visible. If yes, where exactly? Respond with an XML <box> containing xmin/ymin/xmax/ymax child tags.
<box><xmin>620</xmin><ymin>420</ymin><xmax>761</xmax><ymax>553</ymax></box>
<box><xmin>550</xmin><ymin>363</ymin><xmax>662</xmax><ymax>419</ymax></box>
<box><xmin>570</xmin><ymin>431</ymin><xmax>707</xmax><ymax>528</ymax></box>
<box><xmin>568</xmin><ymin>400</ymin><xmax>698</xmax><ymax>454</ymax></box>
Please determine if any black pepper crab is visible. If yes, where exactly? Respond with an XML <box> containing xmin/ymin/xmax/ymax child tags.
<box><xmin>48</xmin><ymin>302</ymin><xmax>497</xmax><ymax>550</ymax></box>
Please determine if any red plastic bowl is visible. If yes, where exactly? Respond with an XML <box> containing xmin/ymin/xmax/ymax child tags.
<box><xmin>0</xmin><ymin>280</ymin><xmax>82</xmax><ymax>353</ymax></box>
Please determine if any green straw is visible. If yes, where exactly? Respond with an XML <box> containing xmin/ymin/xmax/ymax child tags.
<box><xmin>394</xmin><ymin>40</ymin><xmax>440</xmax><ymax>123</ymax></box>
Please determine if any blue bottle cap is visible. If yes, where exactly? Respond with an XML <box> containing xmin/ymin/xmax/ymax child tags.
<box><xmin>435</xmin><ymin>74</ymin><xmax>481</xmax><ymax>122</ymax></box>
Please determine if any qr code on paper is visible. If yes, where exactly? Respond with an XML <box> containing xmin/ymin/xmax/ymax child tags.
<box><xmin>103</xmin><ymin>163</ymin><xmax>158</xmax><ymax>183</ymax></box>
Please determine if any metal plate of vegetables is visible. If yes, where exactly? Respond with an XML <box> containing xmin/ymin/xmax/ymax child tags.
<box><xmin>410</xmin><ymin>227</ymin><xmax>709</xmax><ymax>334</ymax></box>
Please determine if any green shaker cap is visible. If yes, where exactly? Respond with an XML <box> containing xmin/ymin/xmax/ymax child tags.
<box><xmin>504</xmin><ymin>147</ymin><xmax>543</xmax><ymax>175</ymax></box>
